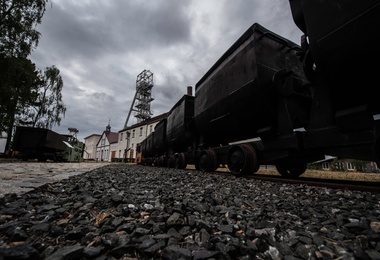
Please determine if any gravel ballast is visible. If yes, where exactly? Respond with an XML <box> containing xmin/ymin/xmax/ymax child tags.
<box><xmin>0</xmin><ymin>164</ymin><xmax>379</xmax><ymax>259</ymax></box>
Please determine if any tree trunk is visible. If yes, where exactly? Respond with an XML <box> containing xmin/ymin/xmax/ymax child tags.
<box><xmin>5</xmin><ymin>117</ymin><xmax>15</xmax><ymax>157</ymax></box>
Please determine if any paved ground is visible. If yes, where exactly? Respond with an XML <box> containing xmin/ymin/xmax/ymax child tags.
<box><xmin>0</xmin><ymin>162</ymin><xmax>112</xmax><ymax>196</ymax></box>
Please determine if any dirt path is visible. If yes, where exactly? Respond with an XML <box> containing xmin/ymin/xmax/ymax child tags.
<box><xmin>0</xmin><ymin>162</ymin><xmax>112</xmax><ymax>196</ymax></box>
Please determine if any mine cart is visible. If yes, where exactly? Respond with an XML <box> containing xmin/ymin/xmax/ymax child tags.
<box><xmin>12</xmin><ymin>126</ymin><xmax>67</xmax><ymax>162</ymax></box>
<box><xmin>194</xmin><ymin>23</ymin><xmax>312</xmax><ymax>148</ymax></box>
<box><xmin>193</xmin><ymin>23</ymin><xmax>316</xmax><ymax>175</ymax></box>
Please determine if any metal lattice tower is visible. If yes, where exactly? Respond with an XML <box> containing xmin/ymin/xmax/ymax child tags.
<box><xmin>124</xmin><ymin>70</ymin><xmax>154</xmax><ymax>128</ymax></box>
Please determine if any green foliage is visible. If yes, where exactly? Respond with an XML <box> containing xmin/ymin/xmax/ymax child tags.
<box><xmin>0</xmin><ymin>56</ymin><xmax>40</xmax><ymax>133</ymax></box>
<box><xmin>19</xmin><ymin>66</ymin><xmax>67</xmax><ymax>129</ymax></box>
<box><xmin>307</xmin><ymin>163</ymin><xmax>321</xmax><ymax>170</ymax></box>
<box><xmin>0</xmin><ymin>0</ymin><xmax>48</xmax><ymax>58</ymax></box>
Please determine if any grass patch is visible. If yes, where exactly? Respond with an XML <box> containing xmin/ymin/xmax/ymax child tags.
<box><xmin>257</xmin><ymin>166</ymin><xmax>380</xmax><ymax>182</ymax></box>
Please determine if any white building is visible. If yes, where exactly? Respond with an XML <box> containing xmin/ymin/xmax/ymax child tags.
<box><xmin>83</xmin><ymin>113</ymin><xmax>168</xmax><ymax>162</ymax></box>
<box><xmin>83</xmin><ymin>134</ymin><xmax>101</xmax><ymax>160</ymax></box>
<box><xmin>117</xmin><ymin>113</ymin><xmax>168</xmax><ymax>162</ymax></box>
<box><xmin>95</xmin><ymin>124</ymin><xmax>118</xmax><ymax>162</ymax></box>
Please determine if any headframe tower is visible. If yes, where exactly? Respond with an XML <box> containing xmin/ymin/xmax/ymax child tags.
<box><xmin>124</xmin><ymin>70</ymin><xmax>154</xmax><ymax>128</ymax></box>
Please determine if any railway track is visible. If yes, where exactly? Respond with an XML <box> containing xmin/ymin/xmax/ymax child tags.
<box><xmin>185</xmin><ymin>167</ymin><xmax>380</xmax><ymax>193</ymax></box>
<box><xmin>247</xmin><ymin>174</ymin><xmax>380</xmax><ymax>193</ymax></box>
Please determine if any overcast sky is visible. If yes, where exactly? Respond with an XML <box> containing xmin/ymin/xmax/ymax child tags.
<box><xmin>30</xmin><ymin>0</ymin><xmax>303</xmax><ymax>141</ymax></box>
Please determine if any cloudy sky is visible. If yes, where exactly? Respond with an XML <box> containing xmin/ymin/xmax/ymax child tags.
<box><xmin>30</xmin><ymin>0</ymin><xmax>303</xmax><ymax>141</ymax></box>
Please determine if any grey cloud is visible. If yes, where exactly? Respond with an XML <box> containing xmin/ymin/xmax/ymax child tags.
<box><xmin>39</xmin><ymin>0</ymin><xmax>193</xmax><ymax>63</ymax></box>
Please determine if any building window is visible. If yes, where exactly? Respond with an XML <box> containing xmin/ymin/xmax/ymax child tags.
<box><xmin>335</xmin><ymin>162</ymin><xmax>344</xmax><ymax>171</ymax></box>
<box><xmin>120</xmin><ymin>133</ymin><xmax>123</xmax><ymax>141</ymax></box>
<box><xmin>132</xmin><ymin>129</ymin><xmax>135</xmax><ymax>138</ymax></box>
<box><xmin>322</xmin><ymin>162</ymin><xmax>329</xmax><ymax>170</ymax></box>
<box><xmin>140</xmin><ymin>127</ymin><xmax>143</xmax><ymax>136</ymax></box>
<box><xmin>347</xmin><ymin>162</ymin><xmax>355</xmax><ymax>171</ymax></box>
<box><xmin>101</xmin><ymin>138</ymin><xmax>105</xmax><ymax>145</ymax></box>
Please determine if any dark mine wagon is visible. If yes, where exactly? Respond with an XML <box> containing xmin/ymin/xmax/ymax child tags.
<box><xmin>192</xmin><ymin>22</ymin><xmax>315</xmax><ymax>175</ymax></box>
<box><xmin>12</xmin><ymin>126</ymin><xmax>85</xmax><ymax>162</ymax></box>
<box><xmin>12</xmin><ymin>126</ymin><xmax>67</xmax><ymax>162</ymax></box>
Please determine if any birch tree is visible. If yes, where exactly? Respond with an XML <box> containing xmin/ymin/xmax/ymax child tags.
<box><xmin>20</xmin><ymin>66</ymin><xmax>66</xmax><ymax>129</ymax></box>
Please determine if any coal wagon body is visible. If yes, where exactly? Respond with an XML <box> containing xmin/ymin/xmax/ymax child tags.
<box><xmin>194</xmin><ymin>23</ymin><xmax>311</xmax><ymax>147</ymax></box>
<box><xmin>289</xmin><ymin>0</ymin><xmax>380</xmax><ymax>165</ymax></box>
<box><xmin>166</xmin><ymin>94</ymin><xmax>194</xmax><ymax>151</ymax></box>
<box><xmin>141</xmin><ymin>132</ymin><xmax>155</xmax><ymax>165</ymax></box>
<box><xmin>12</xmin><ymin>126</ymin><xmax>84</xmax><ymax>162</ymax></box>
<box><xmin>151</xmin><ymin>119</ymin><xmax>167</xmax><ymax>166</ymax></box>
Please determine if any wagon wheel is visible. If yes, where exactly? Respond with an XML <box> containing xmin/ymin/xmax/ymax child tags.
<box><xmin>227</xmin><ymin>144</ymin><xmax>259</xmax><ymax>175</ymax></box>
<box><xmin>155</xmin><ymin>156</ymin><xmax>162</xmax><ymax>167</ymax></box>
<box><xmin>147</xmin><ymin>158</ymin><xmax>154</xmax><ymax>166</ymax></box>
<box><xmin>38</xmin><ymin>156</ymin><xmax>47</xmax><ymax>162</ymax></box>
<box><xmin>167</xmin><ymin>155</ymin><xmax>176</xmax><ymax>168</ymax></box>
<box><xmin>152</xmin><ymin>158</ymin><xmax>158</xmax><ymax>167</ymax></box>
<box><xmin>198</xmin><ymin>149</ymin><xmax>218</xmax><ymax>172</ymax></box>
<box><xmin>161</xmin><ymin>156</ymin><xmax>168</xmax><ymax>167</ymax></box>
<box><xmin>275</xmin><ymin>161</ymin><xmax>306</xmax><ymax>178</ymax></box>
<box><xmin>155</xmin><ymin>156</ymin><xmax>163</xmax><ymax>167</ymax></box>
<box><xmin>175</xmin><ymin>153</ymin><xmax>187</xmax><ymax>169</ymax></box>
<box><xmin>144</xmin><ymin>158</ymin><xmax>150</xmax><ymax>166</ymax></box>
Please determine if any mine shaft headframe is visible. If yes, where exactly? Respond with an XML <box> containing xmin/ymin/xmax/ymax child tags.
<box><xmin>135</xmin><ymin>70</ymin><xmax>154</xmax><ymax>123</ymax></box>
<box><xmin>124</xmin><ymin>69</ymin><xmax>155</xmax><ymax>128</ymax></box>
<box><xmin>136</xmin><ymin>69</ymin><xmax>153</xmax><ymax>91</ymax></box>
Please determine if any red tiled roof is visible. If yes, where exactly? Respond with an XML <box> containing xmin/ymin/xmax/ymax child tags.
<box><xmin>106</xmin><ymin>132</ymin><xmax>119</xmax><ymax>144</ymax></box>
